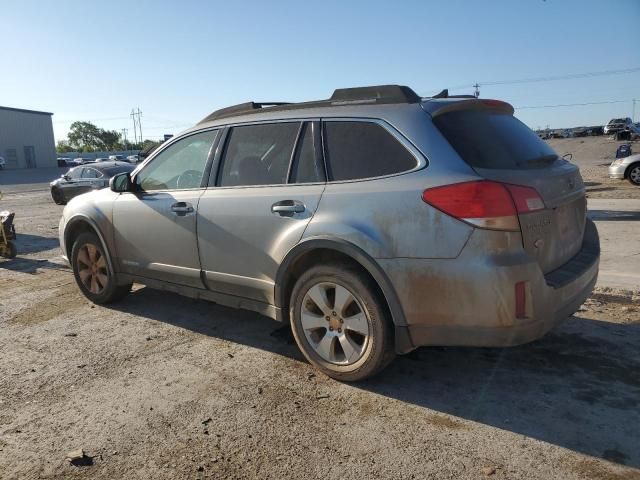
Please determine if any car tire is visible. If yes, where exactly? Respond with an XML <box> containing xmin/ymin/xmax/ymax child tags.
<box><xmin>51</xmin><ymin>188</ymin><xmax>66</xmax><ymax>205</ymax></box>
<box><xmin>289</xmin><ymin>263</ymin><xmax>395</xmax><ymax>381</ymax></box>
<box><xmin>71</xmin><ymin>232</ymin><xmax>131</xmax><ymax>304</ymax></box>
<box><xmin>627</xmin><ymin>164</ymin><xmax>640</xmax><ymax>186</ymax></box>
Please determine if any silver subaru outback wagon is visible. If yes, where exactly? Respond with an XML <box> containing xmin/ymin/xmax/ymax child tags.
<box><xmin>59</xmin><ymin>85</ymin><xmax>600</xmax><ymax>381</ymax></box>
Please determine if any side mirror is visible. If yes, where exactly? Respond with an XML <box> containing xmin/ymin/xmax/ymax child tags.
<box><xmin>62</xmin><ymin>174</ymin><xmax>69</xmax><ymax>180</ymax></box>
<box><xmin>110</xmin><ymin>172</ymin><xmax>132</xmax><ymax>193</ymax></box>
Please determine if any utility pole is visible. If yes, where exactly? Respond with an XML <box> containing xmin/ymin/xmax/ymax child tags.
<box><xmin>130</xmin><ymin>109</ymin><xmax>138</xmax><ymax>145</ymax></box>
<box><xmin>633</xmin><ymin>98</ymin><xmax>636</xmax><ymax>122</ymax></box>
<box><xmin>135</xmin><ymin>107</ymin><xmax>143</xmax><ymax>144</ymax></box>
<box><xmin>120</xmin><ymin>128</ymin><xmax>128</xmax><ymax>149</ymax></box>
<box><xmin>130</xmin><ymin>108</ymin><xmax>143</xmax><ymax>146</ymax></box>
<box><xmin>473</xmin><ymin>83</ymin><xmax>480</xmax><ymax>98</ymax></box>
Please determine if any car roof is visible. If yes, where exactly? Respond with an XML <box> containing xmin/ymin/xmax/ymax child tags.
<box><xmin>83</xmin><ymin>161</ymin><xmax>134</xmax><ymax>172</ymax></box>
<box><xmin>188</xmin><ymin>85</ymin><xmax>513</xmax><ymax>136</ymax></box>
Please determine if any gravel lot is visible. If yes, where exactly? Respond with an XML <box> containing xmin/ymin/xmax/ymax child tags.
<box><xmin>1</xmin><ymin>141</ymin><xmax>639</xmax><ymax>480</ymax></box>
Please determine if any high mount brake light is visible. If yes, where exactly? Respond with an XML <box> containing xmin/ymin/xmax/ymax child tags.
<box><xmin>421</xmin><ymin>180</ymin><xmax>544</xmax><ymax>231</ymax></box>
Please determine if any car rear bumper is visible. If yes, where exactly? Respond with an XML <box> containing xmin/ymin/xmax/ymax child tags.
<box><xmin>378</xmin><ymin>219</ymin><xmax>600</xmax><ymax>349</ymax></box>
<box><xmin>608</xmin><ymin>163</ymin><xmax>626</xmax><ymax>179</ymax></box>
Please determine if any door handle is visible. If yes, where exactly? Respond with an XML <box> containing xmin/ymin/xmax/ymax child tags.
<box><xmin>271</xmin><ymin>201</ymin><xmax>305</xmax><ymax>214</ymax></box>
<box><xmin>171</xmin><ymin>202</ymin><xmax>194</xmax><ymax>214</ymax></box>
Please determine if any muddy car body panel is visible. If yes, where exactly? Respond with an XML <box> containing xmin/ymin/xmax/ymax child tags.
<box><xmin>59</xmin><ymin>85</ymin><xmax>600</xmax><ymax>366</ymax></box>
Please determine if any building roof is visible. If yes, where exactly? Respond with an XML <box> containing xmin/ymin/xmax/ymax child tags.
<box><xmin>0</xmin><ymin>105</ymin><xmax>53</xmax><ymax>116</ymax></box>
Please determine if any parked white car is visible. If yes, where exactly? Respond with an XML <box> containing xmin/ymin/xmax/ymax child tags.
<box><xmin>126</xmin><ymin>155</ymin><xmax>140</xmax><ymax>163</ymax></box>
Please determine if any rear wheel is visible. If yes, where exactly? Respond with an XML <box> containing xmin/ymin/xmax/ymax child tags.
<box><xmin>71</xmin><ymin>232</ymin><xmax>131</xmax><ymax>304</ymax></box>
<box><xmin>289</xmin><ymin>264</ymin><xmax>394</xmax><ymax>381</ymax></box>
<box><xmin>627</xmin><ymin>164</ymin><xmax>640</xmax><ymax>186</ymax></box>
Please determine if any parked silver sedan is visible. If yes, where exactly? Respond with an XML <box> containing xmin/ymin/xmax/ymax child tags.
<box><xmin>609</xmin><ymin>153</ymin><xmax>640</xmax><ymax>186</ymax></box>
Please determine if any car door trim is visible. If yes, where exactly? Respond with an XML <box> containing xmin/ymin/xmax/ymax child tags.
<box><xmin>203</xmin><ymin>270</ymin><xmax>275</xmax><ymax>304</ymax></box>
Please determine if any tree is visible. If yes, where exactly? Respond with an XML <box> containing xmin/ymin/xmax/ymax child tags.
<box><xmin>67</xmin><ymin>121</ymin><xmax>103</xmax><ymax>151</ymax></box>
<box><xmin>66</xmin><ymin>121</ymin><xmax>123</xmax><ymax>151</ymax></box>
<box><xmin>98</xmin><ymin>129</ymin><xmax>122</xmax><ymax>151</ymax></box>
<box><xmin>56</xmin><ymin>140</ymin><xmax>74</xmax><ymax>153</ymax></box>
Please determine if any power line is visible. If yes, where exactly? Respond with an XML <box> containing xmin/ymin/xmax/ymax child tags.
<box><xmin>444</xmin><ymin>66</ymin><xmax>640</xmax><ymax>92</ymax></box>
<box><xmin>515</xmin><ymin>99</ymin><xmax>629</xmax><ymax>110</ymax></box>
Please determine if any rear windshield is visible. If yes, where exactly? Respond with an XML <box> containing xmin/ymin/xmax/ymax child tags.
<box><xmin>433</xmin><ymin>110</ymin><xmax>558</xmax><ymax>170</ymax></box>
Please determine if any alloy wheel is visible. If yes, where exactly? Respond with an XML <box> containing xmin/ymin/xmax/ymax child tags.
<box><xmin>76</xmin><ymin>243</ymin><xmax>109</xmax><ymax>294</ymax></box>
<box><xmin>300</xmin><ymin>282</ymin><xmax>371</xmax><ymax>365</ymax></box>
<box><xmin>630</xmin><ymin>166</ymin><xmax>640</xmax><ymax>185</ymax></box>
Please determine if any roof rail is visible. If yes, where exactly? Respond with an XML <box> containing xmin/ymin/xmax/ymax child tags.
<box><xmin>197</xmin><ymin>84</ymin><xmax>422</xmax><ymax>124</ymax></box>
<box><xmin>198</xmin><ymin>101</ymin><xmax>291</xmax><ymax>124</ymax></box>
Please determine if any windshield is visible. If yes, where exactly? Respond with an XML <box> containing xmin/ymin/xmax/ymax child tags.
<box><xmin>433</xmin><ymin>110</ymin><xmax>558</xmax><ymax>170</ymax></box>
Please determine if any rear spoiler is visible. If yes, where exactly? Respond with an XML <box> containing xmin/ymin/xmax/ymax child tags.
<box><xmin>426</xmin><ymin>98</ymin><xmax>514</xmax><ymax>117</ymax></box>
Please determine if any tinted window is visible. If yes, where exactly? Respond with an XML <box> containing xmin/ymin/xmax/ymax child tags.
<box><xmin>67</xmin><ymin>167</ymin><xmax>82</xmax><ymax>179</ymax></box>
<box><xmin>82</xmin><ymin>168</ymin><xmax>100</xmax><ymax>178</ymax></box>
<box><xmin>323</xmin><ymin>122</ymin><xmax>416</xmax><ymax>181</ymax></box>
<box><xmin>434</xmin><ymin>110</ymin><xmax>559</xmax><ymax>170</ymax></box>
<box><xmin>219</xmin><ymin>123</ymin><xmax>299</xmax><ymax>187</ymax></box>
<box><xmin>136</xmin><ymin>130</ymin><xmax>217</xmax><ymax>191</ymax></box>
<box><xmin>289</xmin><ymin>122</ymin><xmax>324</xmax><ymax>184</ymax></box>
<box><xmin>103</xmin><ymin>165</ymin><xmax>134</xmax><ymax>176</ymax></box>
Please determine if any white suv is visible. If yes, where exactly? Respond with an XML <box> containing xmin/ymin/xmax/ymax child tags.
<box><xmin>604</xmin><ymin>117</ymin><xmax>633</xmax><ymax>135</ymax></box>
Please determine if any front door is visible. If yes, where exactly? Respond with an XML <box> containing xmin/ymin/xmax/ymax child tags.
<box><xmin>24</xmin><ymin>146</ymin><xmax>36</xmax><ymax>168</ymax></box>
<box><xmin>198</xmin><ymin>121</ymin><xmax>325</xmax><ymax>304</ymax></box>
<box><xmin>113</xmin><ymin>130</ymin><xmax>218</xmax><ymax>288</ymax></box>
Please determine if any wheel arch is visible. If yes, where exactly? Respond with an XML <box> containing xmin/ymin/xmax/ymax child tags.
<box><xmin>275</xmin><ymin>237</ymin><xmax>414</xmax><ymax>354</ymax></box>
<box><xmin>624</xmin><ymin>161</ymin><xmax>640</xmax><ymax>180</ymax></box>
<box><xmin>64</xmin><ymin>215</ymin><xmax>115</xmax><ymax>275</ymax></box>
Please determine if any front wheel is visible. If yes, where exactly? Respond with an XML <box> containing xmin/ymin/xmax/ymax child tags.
<box><xmin>71</xmin><ymin>232</ymin><xmax>131</xmax><ymax>304</ymax></box>
<box><xmin>627</xmin><ymin>164</ymin><xmax>640</xmax><ymax>186</ymax></box>
<box><xmin>289</xmin><ymin>264</ymin><xmax>394</xmax><ymax>381</ymax></box>
<box><xmin>51</xmin><ymin>188</ymin><xmax>66</xmax><ymax>205</ymax></box>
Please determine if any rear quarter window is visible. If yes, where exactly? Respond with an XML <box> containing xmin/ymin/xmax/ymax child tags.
<box><xmin>433</xmin><ymin>110</ymin><xmax>558</xmax><ymax>170</ymax></box>
<box><xmin>323</xmin><ymin>121</ymin><xmax>417</xmax><ymax>181</ymax></box>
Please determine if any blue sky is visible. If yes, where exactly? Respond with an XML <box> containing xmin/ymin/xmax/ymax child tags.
<box><xmin>1</xmin><ymin>0</ymin><xmax>639</xmax><ymax>142</ymax></box>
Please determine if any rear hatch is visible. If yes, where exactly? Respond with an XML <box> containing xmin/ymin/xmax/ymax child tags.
<box><xmin>430</xmin><ymin>100</ymin><xmax>586</xmax><ymax>274</ymax></box>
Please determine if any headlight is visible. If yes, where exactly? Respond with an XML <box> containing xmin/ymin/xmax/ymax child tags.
<box><xmin>611</xmin><ymin>159</ymin><xmax>623</xmax><ymax>166</ymax></box>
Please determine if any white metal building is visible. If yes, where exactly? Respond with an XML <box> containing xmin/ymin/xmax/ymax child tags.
<box><xmin>0</xmin><ymin>106</ymin><xmax>56</xmax><ymax>169</ymax></box>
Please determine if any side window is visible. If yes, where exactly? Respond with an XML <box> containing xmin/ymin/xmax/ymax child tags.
<box><xmin>136</xmin><ymin>130</ymin><xmax>217</xmax><ymax>191</ymax></box>
<box><xmin>323</xmin><ymin>121</ymin><xmax>417</xmax><ymax>181</ymax></box>
<box><xmin>218</xmin><ymin>122</ymin><xmax>299</xmax><ymax>187</ymax></box>
<box><xmin>289</xmin><ymin>122</ymin><xmax>325</xmax><ymax>184</ymax></box>
<box><xmin>82</xmin><ymin>168</ymin><xmax>100</xmax><ymax>179</ymax></box>
<box><xmin>68</xmin><ymin>167</ymin><xmax>82</xmax><ymax>179</ymax></box>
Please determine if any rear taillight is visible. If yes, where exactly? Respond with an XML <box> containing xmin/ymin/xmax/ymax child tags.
<box><xmin>421</xmin><ymin>180</ymin><xmax>544</xmax><ymax>231</ymax></box>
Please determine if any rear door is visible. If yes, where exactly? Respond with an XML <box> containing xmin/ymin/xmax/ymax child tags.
<box><xmin>78</xmin><ymin>167</ymin><xmax>103</xmax><ymax>194</ymax></box>
<box><xmin>432</xmin><ymin>104</ymin><xmax>586</xmax><ymax>273</ymax></box>
<box><xmin>197</xmin><ymin>121</ymin><xmax>325</xmax><ymax>304</ymax></box>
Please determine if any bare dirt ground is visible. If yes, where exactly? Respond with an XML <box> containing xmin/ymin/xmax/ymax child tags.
<box><xmin>547</xmin><ymin>137</ymin><xmax>640</xmax><ymax>200</ymax></box>
<box><xmin>1</xmin><ymin>149</ymin><xmax>639</xmax><ymax>479</ymax></box>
